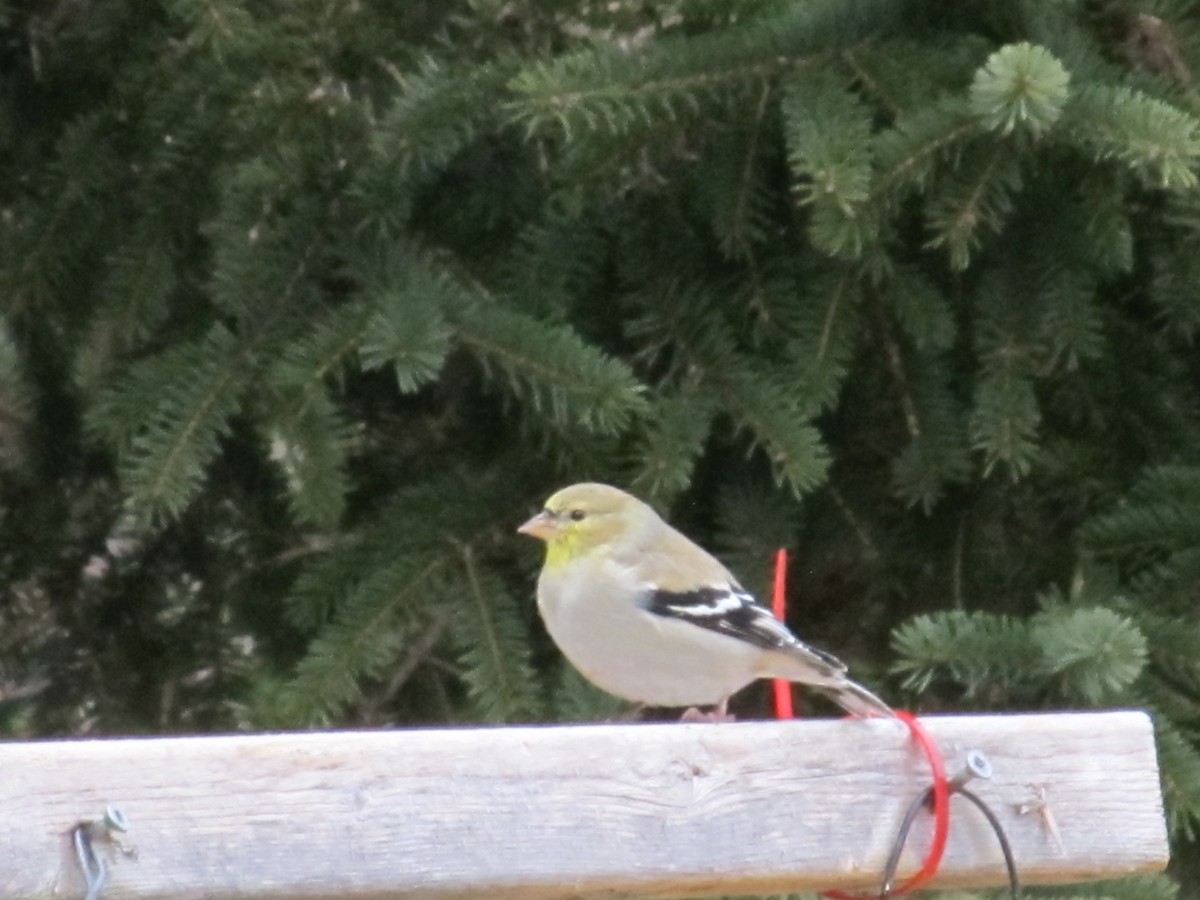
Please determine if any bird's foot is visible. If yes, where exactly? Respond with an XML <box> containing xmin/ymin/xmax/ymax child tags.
<box><xmin>680</xmin><ymin>701</ymin><xmax>736</xmax><ymax>723</ymax></box>
<box><xmin>610</xmin><ymin>703</ymin><xmax>647</xmax><ymax>723</ymax></box>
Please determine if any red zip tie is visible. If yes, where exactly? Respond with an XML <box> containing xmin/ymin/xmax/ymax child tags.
<box><xmin>889</xmin><ymin>711</ymin><xmax>950</xmax><ymax>894</ymax></box>
<box><xmin>772</xmin><ymin>548</ymin><xmax>794</xmax><ymax>720</ymax></box>
<box><xmin>772</xmin><ymin>550</ymin><xmax>950</xmax><ymax>896</ymax></box>
<box><xmin>822</xmin><ymin>712</ymin><xmax>950</xmax><ymax>897</ymax></box>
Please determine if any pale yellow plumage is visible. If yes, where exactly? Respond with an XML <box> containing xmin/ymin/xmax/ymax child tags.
<box><xmin>518</xmin><ymin>482</ymin><xmax>893</xmax><ymax>718</ymax></box>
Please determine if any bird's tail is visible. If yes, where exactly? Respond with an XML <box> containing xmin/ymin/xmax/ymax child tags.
<box><xmin>815</xmin><ymin>677</ymin><xmax>895</xmax><ymax>718</ymax></box>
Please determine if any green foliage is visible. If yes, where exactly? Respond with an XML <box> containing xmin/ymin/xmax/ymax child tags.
<box><xmin>970</xmin><ymin>42</ymin><xmax>1071</xmax><ymax>138</ymax></box>
<box><xmin>1083</xmin><ymin>466</ymin><xmax>1200</xmax><ymax>557</ymax></box>
<box><xmin>1033</xmin><ymin>605</ymin><xmax>1148</xmax><ymax>705</ymax></box>
<box><xmin>1154</xmin><ymin>718</ymin><xmax>1200</xmax><ymax>838</ymax></box>
<box><xmin>718</xmin><ymin>363</ymin><xmax>832</xmax><ymax>495</ymax></box>
<box><xmin>1077</xmin><ymin>465</ymin><xmax>1200</xmax><ymax>838</ymax></box>
<box><xmin>889</xmin><ymin>268</ymin><xmax>957</xmax><ymax>353</ymax></box>
<box><xmin>551</xmin><ymin>666</ymin><xmax>631</xmax><ymax>723</ymax></box>
<box><xmin>258</xmin><ymin>388</ymin><xmax>351</xmax><ymax>529</ymax></box>
<box><xmin>88</xmin><ymin>324</ymin><xmax>251</xmax><ymax>526</ymax></box>
<box><xmin>276</xmin><ymin>472</ymin><xmax>532</xmax><ymax>723</ymax></box>
<box><xmin>452</xmin><ymin>300</ymin><xmax>648</xmax><ymax>436</ymax></box>
<box><xmin>892</xmin><ymin>610</ymin><xmax>1042</xmax><ymax>703</ymax></box>
<box><xmin>284</xmin><ymin>554</ymin><xmax>450</xmax><ymax>724</ymax></box>
<box><xmin>631</xmin><ymin>390</ymin><xmax>714</xmax><ymax>502</ymax></box>
<box><xmin>1062</xmin><ymin>85</ymin><xmax>1200</xmax><ymax>190</ymax></box>
<box><xmin>506</xmin><ymin>0</ymin><xmax>904</xmax><ymax>139</ymax></box>
<box><xmin>785</xmin><ymin>268</ymin><xmax>863</xmax><ymax>415</ymax></box>
<box><xmin>890</xmin><ymin>358</ymin><xmax>972</xmax><ymax>511</ymax></box>
<box><xmin>926</xmin><ymin>142</ymin><xmax>1025</xmax><ymax>271</ymax></box>
<box><xmin>451</xmin><ymin>554</ymin><xmax>543</xmax><ymax>724</ymax></box>
<box><xmin>1033</xmin><ymin>873</ymin><xmax>1179</xmax><ymax>900</ymax></box>
<box><xmin>6</xmin><ymin>1</ymin><xmax>1200</xmax><ymax>895</ymax></box>
<box><xmin>783</xmin><ymin>70</ymin><xmax>876</xmax><ymax>260</ymax></box>
<box><xmin>371</xmin><ymin>58</ymin><xmax>513</xmax><ymax>187</ymax></box>
<box><xmin>355</xmin><ymin>249</ymin><xmax>456</xmax><ymax>393</ymax></box>
<box><xmin>892</xmin><ymin>602</ymin><xmax>1148</xmax><ymax>708</ymax></box>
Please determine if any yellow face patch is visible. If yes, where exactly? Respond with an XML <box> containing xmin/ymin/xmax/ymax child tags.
<box><xmin>520</xmin><ymin>483</ymin><xmax>636</xmax><ymax>568</ymax></box>
<box><xmin>543</xmin><ymin>527</ymin><xmax>584</xmax><ymax>569</ymax></box>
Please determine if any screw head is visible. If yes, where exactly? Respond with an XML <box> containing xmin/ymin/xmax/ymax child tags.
<box><xmin>964</xmin><ymin>749</ymin><xmax>993</xmax><ymax>781</ymax></box>
<box><xmin>104</xmin><ymin>805</ymin><xmax>129</xmax><ymax>833</ymax></box>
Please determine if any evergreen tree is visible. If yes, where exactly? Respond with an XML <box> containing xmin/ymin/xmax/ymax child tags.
<box><xmin>1</xmin><ymin>0</ymin><xmax>1199</xmax><ymax>895</ymax></box>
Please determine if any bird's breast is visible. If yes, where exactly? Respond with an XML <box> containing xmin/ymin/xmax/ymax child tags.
<box><xmin>535</xmin><ymin>558</ymin><xmax>763</xmax><ymax>707</ymax></box>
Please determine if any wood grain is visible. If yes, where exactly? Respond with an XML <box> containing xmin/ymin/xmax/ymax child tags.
<box><xmin>0</xmin><ymin>711</ymin><xmax>1167</xmax><ymax>899</ymax></box>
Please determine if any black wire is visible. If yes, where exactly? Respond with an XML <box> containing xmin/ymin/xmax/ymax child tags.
<box><xmin>72</xmin><ymin>823</ymin><xmax>108</xmax><ymax>900</ymax></box>
<box><xmin>957</xmin><ymin>786</ymin><xmax>1021</xmax><ymax>900</ymax></box>
<box><xmin>876</xmin><ymin>785</ymin><xmax>1022</xmax><ymax>900</ymax></box>
<box><xmin>879</xmin><ymin>787</ymin><xmax>934</xmax><ymax>898</ymax></box>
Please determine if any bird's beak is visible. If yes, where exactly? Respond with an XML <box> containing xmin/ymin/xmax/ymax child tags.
<box><xmin>517</xmin><ymin>510</ymin><xmax>556</xmax><ymax>540</ymax></box>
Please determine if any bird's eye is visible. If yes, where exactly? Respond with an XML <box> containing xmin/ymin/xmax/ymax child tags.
<box><xmin>569</xmin><ymin>509</ymin><xmax>587</xmax><ymax>522</ymax></box>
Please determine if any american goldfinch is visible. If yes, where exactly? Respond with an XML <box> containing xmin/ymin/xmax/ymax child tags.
<box><xmin>518</xmin><ymin>482</ymin><xmax>893</xmax><ymax>719</ymax></box>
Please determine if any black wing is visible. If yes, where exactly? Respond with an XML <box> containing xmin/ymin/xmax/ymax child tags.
<box><xmin>642</xmin><ymin>584</ymin><xmax>848</xmax><ymax>673</ymax></box>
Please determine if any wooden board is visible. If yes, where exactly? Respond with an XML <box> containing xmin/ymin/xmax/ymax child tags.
<box><xmin>0</xmin><ymin>711</ymin><xmax>1167</xmax><ymax>898</ymax></box>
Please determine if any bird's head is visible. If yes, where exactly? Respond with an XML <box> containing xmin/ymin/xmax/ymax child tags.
<box><xmin>518</xmin><ymin>482</ymin><xmax>646</xmax><ymax>565</ymax></box>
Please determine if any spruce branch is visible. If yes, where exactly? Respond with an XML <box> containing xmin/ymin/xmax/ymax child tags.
<box><xmin>628</xmin><ymin>279</ymin><xmax>831</xmax><ymax>495</ymax></box>
<box><xmin>968</xmin><ymin>276</ymin><xmax>1042</xmax><ymax>479</ymax></box>
<box><xmin>925</xmin><ymin>142</ymin><xmax>1024</xmax><ymax>271</ymax></box>
<box><xmin>969</xmin><ymin>42</ymin><xmax>1071</xmax><ymax>138</ymax></box>
<box><xmin>503</xmin><ymin>201</ymin><xmax>611</xmax><ymax>318</ymax></box>
<box><xmin>1060</xmin><ymin>85</ymin><xmax>1200</xmax><ymax>189</ymax></box>
<box><xmin>75</xmin><ymin>225</ymin><xmax>177</xmax><ymax>389</ymax></box>
<box><xmin>351</xmin><ymin>244</ymin><xmax>459</xmax><ymax>392</ymax></box>
<box><xmin>828</xmin><ymin>485</ymin><xmax>880</xmax><ymax>563</ymax></box>
<box><xmin>784</xmin><ymin>267</ymin><xmax>862</xmax><ymax>415</ymax></box>
<box><xmin>1140</xmin><ymin>611</ymin><xmax>1200</xmax><ymax>707</ymax></box>
<box><xmin>1154</xmin><ymin>717</ymin><xmax>1200</xmax><ymax>838</ymax></box>
<box><xmin>208</xmin><ymin>161</ymin><xmax>330</xmax><ymax>325</ymax></box>
<box><xmin>1127</xmin><ymin>547</ymin><xmax>1200</xmax><ymax>613</ymax></box>
<box><xmin>360</xmin><ymin>606</ymin><xmax>454</xmax><ymax>724</ymax></box>
<box><xmin>1032</xmin><ymin>605</ymin><xmax>1148</xmax><ymax>705</ymax></box>
<box><xmin>451</xmin><ymin>545</ymin><xmax>543</xmax><ymax>723</ymax></box>
<box><xmin>871</xmin><ymin>97</ymin><xmax>981</xmax><ymax>206</ymax></box>
<box><xmin>712</xmin><ymin>363</ymin><xmax>831</xmax><ymax>496</ymax></box>
<box><xmin>370</xmin><ymin>58</ymin><xmax>512</xmax><ymax>185</ymax></box>
<box><xmin>506</xmin><ymin>0</ymin><xmax>903</xmax><ymax>138</ymax></box>
<box><xmin>888</xmin><ymin>267</ymin><xmax>956</xmax><ymax>352</ymax></box>
<box><xmin>969</xmin><ymin>363</ymin><xmax>1040</xmax><ymax>478</ymax></box>
<box><xmin>284</xmin><ymin>553</ymin><xmax>456</xmax><ymax>724</ymax></box>
<box><xmin>783</xmin><ymin>69</ymin><xmax>879</xmax><ymax>261</ymax></box>
<box><xmin>451</xmin><ymin>301</ymin><xmax>648</xmax><ymax>435</ymax></box>
<box><xmin>630</xmin><ymin>389</ymin><xmax>715</xmax><ymax>502</ymax></box>
<box><xmin>259</xmin><ymin>387</ymin><xmax>351</xmax><ymax>529</ymax></box>
<box><xmin>1083</xmin><ymin>466</ymin><xmax>1200</xmax><ymax>554</ymax></box>
<box><xmin>551</xmin><ymin>665</ymin><xmax>630</xmax><ymax>723</ymax></box>
<box><xmin>4</xmin><ymin>112</ymin><xmax>124</xmax><ymax>306</ymax></box>
<box><xmin>891</xmin><ymin>358</ymin><xmax>972</xmax><ymax>512</ymax></box>
<box><xmin>712</xmin><ymin>482</ymin><xmax>801</xmax><ymax>599</ymax></box>
<box><xmin>1078</xmin><ymin>169</ymin><xmax>1134</xmax><ymax>276</ymax></box>
<box><xmin>269</xmin><ymin>301</ymin><xmax>373</xmax><ymax>392</ymax></box>
<box><xmin>892</xmin><ymin>610</ymin><xmax>1041</xmax><ymax>702</ymax></box>
<box><xmin>702</xmin><ymin>78</ymin><xmax>776</xmax><ymax>261</ymax></box>
<box><xmin>88</xmin><ymin>324</ymin><xmax>252</xmax><ymax>525</ymax></box>
<box><xmin>361</xmin><ymin>304</ymin><xmax>452</xmax><ymax>394</ymax></box>
<box><xmin>1152</xmin><ymin>237</ymin><xmax>1200</xmax><ymax>340</ymax></box>
<box><xmin>1037</xmin><ymin>269</ymin><xmax>1105</xmax><ymax>370</ymax></box>
<box><xmin>253</xmin><ymin>302</ymin><xmax>366</xmax><ymax>550</ymax></box>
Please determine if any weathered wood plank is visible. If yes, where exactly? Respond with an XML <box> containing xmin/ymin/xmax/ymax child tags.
<box><xmin>0</xmin><ymin>711</ymin><xmax>1167</xmax><ymax>899</ymax></box>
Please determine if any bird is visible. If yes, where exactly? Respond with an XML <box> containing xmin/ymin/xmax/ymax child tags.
<box><xmin>518</xmin><ymin>482</ymin><xmax>893</xmax><ymax>720</ymax></box>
